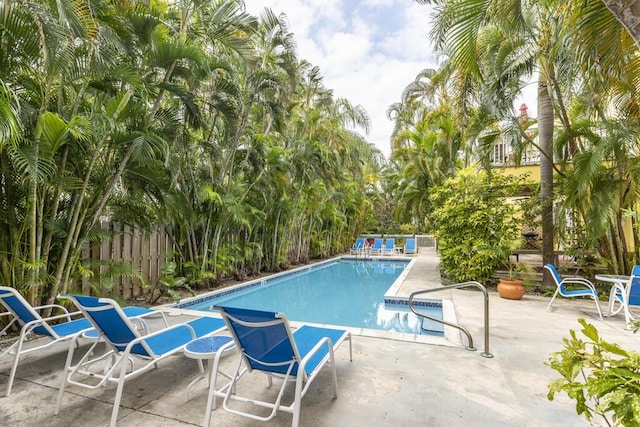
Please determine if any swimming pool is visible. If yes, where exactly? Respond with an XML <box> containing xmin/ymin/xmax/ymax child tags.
<box><xmin>176</xmin><ymin>258</ymin><xmax>444</xmax><ymax>336</ymax></box>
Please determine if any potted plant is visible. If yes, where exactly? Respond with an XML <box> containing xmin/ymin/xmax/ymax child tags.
<box><xmin>497</xmin><ymin>241</ymin><xmax>536</xmax><ymax>300</ymax></box>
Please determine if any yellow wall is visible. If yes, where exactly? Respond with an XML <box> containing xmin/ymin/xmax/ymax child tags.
<box><xmin>494</xmin><ymin>165</ymin><xmax>540</xmax><ymax>183</ymax></box>
<box><xmin>494</xmin><ymin>164</ymin><xmax>637</xmax><ymax>252</ymax></box>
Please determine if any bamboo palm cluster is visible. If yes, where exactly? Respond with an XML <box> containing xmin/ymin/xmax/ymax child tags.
<box><xmin>0</xmin><ymin>0</ymin><xmax>381</xmax><ymax>306</ymax></box>
<box><xmin>389</xmin><ymin>0</ymin><xmax>640</xmax><ymax>275</ymax></box>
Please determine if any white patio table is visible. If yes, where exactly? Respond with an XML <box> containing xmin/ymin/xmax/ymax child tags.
<box><xmin>595</xmin><ymin>274</ymin><xmax>631</xmax><ymax>320</ymax></box>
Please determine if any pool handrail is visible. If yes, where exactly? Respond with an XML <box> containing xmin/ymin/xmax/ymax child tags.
<box><xmin>408</xmin><ymin>281</ymin><xmax>493</xmax><ymax>358</ymax></box>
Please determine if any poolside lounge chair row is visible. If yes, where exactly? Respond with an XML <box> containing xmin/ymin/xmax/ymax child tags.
<box><xmin>0</xmin><ymin>287</ymin><xmax>352</xmax><ymax>427</ymax></box>
<box><xmin>349</xmin><ymin>237</ymin><xmax>417</xmax><ymax>256</ymax></box>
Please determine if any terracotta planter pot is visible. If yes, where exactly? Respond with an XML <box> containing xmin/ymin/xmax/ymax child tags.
<box><xmin>497</xmin><ymin>278</ymin><xmax>525</xmax><ymax>300</ymax></box>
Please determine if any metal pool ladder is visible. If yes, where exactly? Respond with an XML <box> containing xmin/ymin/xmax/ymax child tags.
<box><xmin>408</xmin><ymin>281</ymin><xmax>493</xmax><ymax>358</ymax></box>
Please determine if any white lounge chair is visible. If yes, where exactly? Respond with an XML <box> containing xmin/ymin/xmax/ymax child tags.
<box><xmin>349</xmin><ymin>237</ymin><xmax>366</xmax><ymax>255</ymax></box>
<box><xmin>404</xmin><ymin>238</ymin><xmax>417</xmax><ymax>255</ymax></box>
<box><xmin>207</xmin><ymin>306</ymin><xmax>352</xmax><ymax>427</ymax></box>
<box><xmin>0</xmin><ymin>286</ymin><xmax>164</xmax><ymax>396</ymax></box>
<box><xmin>369</xmin><ymin>238</ymin><xmax>384</xmax><ymax>255</ymax></box>
<box><xmin>382</xmin><ymin>238</ymin><xmax>396</xmax><ymax>255</ymax></box>
<box><xmin>55</xmin><ymin>294</ymin><xmax>226</xmax><ymax>427</ymax></box>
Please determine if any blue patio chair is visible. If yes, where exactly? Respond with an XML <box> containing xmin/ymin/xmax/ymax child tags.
<box><xmin>208</xmin><ymin>306</ymin><xmax>352</xmax><ymax>427</ymax></box>
<box><xmin>54</xmin><ymin>294</ymin><xmax>226</xmax><ymax>427</ymax></box>
<box><xmin>349</xmin><ymin>237</ymin><xmax>366</xmax><ymax>255</ymax></box>
<box><xmin>369</xmin><ymin>237</ymin><xmax>384</xmax><ymax>255</ymax></box>
<box><xmin>382</xmin><ymin>238</ymin><xmax>396</xmax><ymax>255</ymax></box>
<box><xmin>608</xmin><ymin>265</ymin><xmax>640</xmax><ymax>325</ymax></box>
<box><xmin>544</xmin><ymin>264</ymin><xmax>603</xmax><ymax>320</ymax></box>
<box><xmin>404</xmin><ymin>238</ymin><xmax>417</xmax><ymax>255</ymax></box>
<box><xmin>0</xmin><ymin>286</ymin><xmax>165</xmax><ymax>396</ymax></box>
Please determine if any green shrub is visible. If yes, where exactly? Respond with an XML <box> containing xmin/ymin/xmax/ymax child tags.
<box><xmin>429</xmin><ymin>168</ymin><xmax>525</xmax><ymax>283</ymax></box>
<box><xmin>547</xmin><ymin>318</ymin><xmax>640</xmax><ymax>426</ymax></box>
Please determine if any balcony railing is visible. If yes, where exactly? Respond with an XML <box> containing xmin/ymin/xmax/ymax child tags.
<box><xmin>490</xmin><ymin>144</ymin><xmax>540</xmax><ymax>166</ymax></box>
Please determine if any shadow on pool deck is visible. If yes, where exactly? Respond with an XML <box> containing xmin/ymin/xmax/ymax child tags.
<box><xmin>1</xmin><ymin>248</ymin><xmax>638</xmax><ymax>426</ymax></box>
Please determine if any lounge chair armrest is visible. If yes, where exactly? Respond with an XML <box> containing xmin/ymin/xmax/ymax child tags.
<box><xmin>123</xmin><ymin>321</ymin><xmax>197</xmax><ymax>351</ymax></box>
<box><xmin>21</xmin><ymin>311</ymin><xmax>90</xmax><ymax>334</ymax></box>
<box><xmin>562</xmin><ymin>276</ymin><xmax>594</xmax><ymax>284</ymax></box>
<box><xmin>31</xmin><ymin>304</ymin><xmax>81</xmax><ymax>322</ymax></box>
<box><xmin>32</xmin><ymin>303</ymin><xmax>70</xmax><ymax>314</ymax></box>
<box><xmin>561</xmin><ymin>277</ymin><xmax>597</xmax><ymax>291</ymax></box>
<box><xmin>38</xmin><ymin>311</ymin><xmax>86</xmax><ymax>323</ymax></box>
<box><xmin>299</xmin><ymin>336</ymin><xmax>334</xmax><ymax>370</ymax></box>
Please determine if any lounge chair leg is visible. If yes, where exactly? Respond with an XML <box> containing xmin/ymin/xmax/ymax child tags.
<box><xmin>329</xmin><ymin>346</ymin><xmax>338</xmax><ymax>398</ymax></box>
<box><xmin>110</xmin><ymin>361</ymin><xmax>129</xmax><ymax>427</ymax></box>
<box><xmin>6</xmin><ymin>334</ymin><xmax>27</xmax><ymax>396</ymax></box>
<box><xmin>292</xmin><ymin>373</ymin><xmax>304</xmax><ymax>427</ymax></box>
<box><xmin>55</xmin><ymin>333</ymin><xmax>86</xmax><ymax>415</ymax></box>
<box><xmin>593</xmin><ymin>298</ymin><xmax>603</xmax><ymax>320</ymax></box>
<box><xmin>546</xmin><ymin>290</ymin><xmax>559</xmax><ymax>312</ymax></box>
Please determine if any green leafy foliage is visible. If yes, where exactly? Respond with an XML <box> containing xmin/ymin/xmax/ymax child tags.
<box><xmin>547</xmin><ymin>318</ymin><xmax>640</xmax><ymax>426</ymax></box>
<box><xmin>0</xmin><ymin>0</ymin><xmax>381</xmax><ymax>307</ymax></box>
<box><xmin>143</xmin><ymin>262</ymin><xmax>192</xmax><ymax>305</ymax></box>
<box><xmin>429</xmin><ymin>168</ymin><xmax>527</xmax><ymax>283</ymax></box>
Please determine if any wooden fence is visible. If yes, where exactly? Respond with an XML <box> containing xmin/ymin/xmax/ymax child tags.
<box><xmin>84</xmin><ymin>222</ymin><xmax>173</xmax><ymax>299</ymax></box>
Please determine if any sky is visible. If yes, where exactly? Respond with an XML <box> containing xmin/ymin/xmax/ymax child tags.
<box><xmin>242</xmin><ymin>0</ymin><xmax>438</xmax><ymax>158</ymax></box>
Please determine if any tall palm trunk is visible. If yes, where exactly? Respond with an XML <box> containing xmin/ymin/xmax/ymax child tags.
<box><xmin>538</xmin><ymin>71</ymin><xmax>555</xmax><ymax>284</ymax></box>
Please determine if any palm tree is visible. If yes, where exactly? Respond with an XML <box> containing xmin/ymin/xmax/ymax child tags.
<box><xmin>419</xmin><ymin>0</ymin><xmax>640</xmax><ymax>275</ymax></box>
<box><xmin>0</xmin><ymin>0</ymin><xmax>383</xmax><ymax>305</ymax></box>
<box><xmin>419</xmin><ymin>0</ymin><xmax>598</xmax><ymax>281</ymax></box>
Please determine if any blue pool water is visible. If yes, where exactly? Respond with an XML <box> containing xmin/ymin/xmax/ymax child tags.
<box><xmin>178</xmin><ymin>259</ymin><xmax>443</xmax><ymax>335</ymax></box>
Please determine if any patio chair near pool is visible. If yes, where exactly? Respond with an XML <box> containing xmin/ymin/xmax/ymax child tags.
<box><xmin>544</xmin><ymin>264</ymin><xmax>603</xmax><ymax>320</ymax></box>
<box><xmin>382</xmin><ymin>237</ymin><xmax>396</xmax><ymax>255</ymax></box>
<box><xmin>404</xmin><ymin>238</ymin><xmax>417</xmax><ymax>255</ymax></box>
<box><xmin>54</xmin><ymin>294</ymin><xmax>226</xmax><ymax>427</ymax></box>
<box><xmin>349</xmin><ymin>237</ymin><xmax>366</xmax><ymax>255</ymax></box>
<box><xmin>0</xmin><ymin>286</ymin><xmax>165</xmax><ymax>397</ymax></box>
<box><xmin>207</xmin><ymin>306</ymin><xmax>353</xmax><ymax>427</ymax></box>
<box><xmin>608</xmin><ymin>264</ymin><xmax>640</xmax><ymax>325</ymax></box>
<box><xmin>369</xmin><ymin>237</ymin><xmax>384</xmax><ymax>255</ymax></box>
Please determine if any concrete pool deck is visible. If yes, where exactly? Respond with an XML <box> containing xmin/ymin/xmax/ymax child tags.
<box><xmin>2</xmin><ymin>248</ymin><xmax>639</xmax><ymax>426</ymax></box>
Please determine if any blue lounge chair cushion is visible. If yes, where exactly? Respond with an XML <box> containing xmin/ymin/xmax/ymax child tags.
<box><xmin>404</xmin><ymin>238</ymin><xmax>416</xmax><ymax>254</ymax></box>
<box><xmin>370</xmin><ymin>238</ymin><xmax>383</xmax><ymax>253</ymax></box>
<box><xmin>49</xmin><ymin>318</ymin><xmax>92</xmax><ymax>336</ymax></box>
<box><xmin>562</xmin><ymin>289</ymin><xmax>598</xmax><ymax>297</ymax></box>
<box><xmin>293</xmin><ymin>325</ymin><xmax>347</xmax><ymax>375</ymax></box>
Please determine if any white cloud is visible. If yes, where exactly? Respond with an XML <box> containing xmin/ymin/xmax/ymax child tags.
<box><xmin>243</xmin><ymin>0</ymin><xmax>437</xmax><ymax>158</ymax></box>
